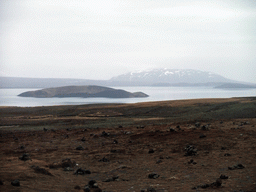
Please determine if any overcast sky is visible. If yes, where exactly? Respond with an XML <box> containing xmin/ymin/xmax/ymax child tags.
<box><xmin>1</xmin><ymin>0</ymin><xmax>256</xmax><ymax>83</ymax></box>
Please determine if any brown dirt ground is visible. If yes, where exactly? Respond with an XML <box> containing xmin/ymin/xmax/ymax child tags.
<box><xmin>0</xmin><ymin>98</ymin><xmax>256</xmax><ymax>191</ymax></box>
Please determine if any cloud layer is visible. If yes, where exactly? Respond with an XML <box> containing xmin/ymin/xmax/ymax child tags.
<box><xmin>1</xmin><ymin>0</ymin><xmax>256</xmax><ymax>83</ymax></box>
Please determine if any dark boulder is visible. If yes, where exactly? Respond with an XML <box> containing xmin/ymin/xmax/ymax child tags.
<box><xmin>101</xmin><ymin>131</ymin><xmax>110</xmax><ymax>137</ymax></box>
<box><xmin>11</xmin><ymin>180</ymin><xmax>20</xmax><ymax>186</ymax></box>
<box><xmin>199</xmin><ymin>134</ymin><xmax>206</xmax><ymax>138</ymax></box>
<box><xmin>148</xmin><ymin>173</ymin><xmax>160</xmax><ymax>179</ymax></box>
<box><xmin>74</xmin><ymin>185</ymin><xmax>81</xmax><ymax>190</ymax></box>
<box><xmin>98</xmin><ymin>157</ymin><xmax>109</xmax><ymax>162</ymax></box>
<box><xmin>81</xmin><ymin>137</ymin><xmax>86</xmax><ymax>142</ymax></box>
<box><xmin>74</xmin><ymin>168</ymin><xmax>91</xmax><ymax>175</ymax></box>
<box><xmin>148</xmin><ymin>149</ymin><xmax>155</xmax><ymax>154</ymax></box>
<box><xmin>184</xmin><ymin>145</ymin><xmax>197</xmax><ymax>156</ymax></box>
<box><xmin>220</xmin><ymin>174</ymin><xmax>229</xmax><ymax>179</ymax></box>
<box><xmin>32</xmin><ymin>166</ymin><xmax>53</xmax><ymax>176</ymax></box>
<box><xmin>19</xmin><ymin>153</ymin><xmax>30</xmax><ymax>161</ymax></box>
<box><xmin>76</xmin><ymin>146</ymin><xmax>84</xmax><ymax>150</ymax></box>
<box><xmin>103</xmin><ymin>176</ymin><xmax>119</xmax><ymax>182</ymax></box>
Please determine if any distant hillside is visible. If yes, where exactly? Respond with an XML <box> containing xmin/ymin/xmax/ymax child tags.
<box><xmin>18</xmin><ymin>85</ymin><xmax>149</xmax><ymax>98</ymax></box>
<box><xmin>0</xmin><ymin>77</ymin><xmax>107</xmax><ymax>88</ymax></box>
<box><xmin>110</xmin><ymin>69</ymin><xmax>235</xmax><ymax>85</ymax></box>
<box><xmin>215</xmin><ymin>83</ymin><xmax>256</xmax><ymax>89</ymax></box>
<box><xmin>0</xmin><ymin>69</ymin><xmax>247</xmax><ymax>88</ymax></box>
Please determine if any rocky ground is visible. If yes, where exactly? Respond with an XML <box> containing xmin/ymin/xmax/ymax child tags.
<box><xmin>0</xmin><ymin>98</ymin><xmax>256</xmax><ymax>191</ymax></box>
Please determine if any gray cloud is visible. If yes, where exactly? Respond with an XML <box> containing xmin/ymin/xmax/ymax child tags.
<box><xmin>1</xmin><ymin>0</ymin><xmax>255</xmax><ymax>83</ymax></box>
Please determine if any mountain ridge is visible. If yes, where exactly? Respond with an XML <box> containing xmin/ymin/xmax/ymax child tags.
<box><xmin>110</xmin><ymin>68</ymin><xmax>234</xmax><ymax>84</ymax></box>
<box><xmin>1</xmin><ymin>69</ymin><xmax>254</xmax><ymax>88</ymax></box>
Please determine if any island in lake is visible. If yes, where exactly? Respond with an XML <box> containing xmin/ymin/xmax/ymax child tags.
<box><xmin>18</xmin><ymin>85</ymin><xmax>149</xmax><ymax>98</ymax></box>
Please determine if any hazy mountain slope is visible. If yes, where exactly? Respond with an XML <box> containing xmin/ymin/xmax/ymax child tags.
<box><xmin>0</xmin><ymin>77</ymin><xmax>107</xmax><ymax>88</ymax></box>
<box><xmin>110</xmin><ymin>69</ymin><xmax>235</xmax><ymax>84</ymax></box>
<box><xmin>18</xmin><ymin>85</ymin><xmax>148</xmax><ymax>98</ymax></box>
<box><xmin>0</xmin><ymin>69</ymin><xmax>243</xmax><ymax>88</ymax></box>
<box><xmin>215</xmin><ymin>83</ymin><xmax>256</xmax><ymax>89</ymax></box>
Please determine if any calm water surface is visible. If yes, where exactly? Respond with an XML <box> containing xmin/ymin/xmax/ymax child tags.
<box><xmin>0</xmin><ymin>87</ymin><xmax>255</xmax><ymax>107</ymax></box>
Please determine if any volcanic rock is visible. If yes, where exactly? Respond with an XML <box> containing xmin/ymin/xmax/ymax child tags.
<box><xmin>148</xmin><ymin>173</ymin><xmax>160</xmax><ymax>179</ymax></box>
<box><xmin>19</xmin><ymin>153</ymin><xmax>30</xmax><ymax>161</ymax></box>
<box><xmin>32</xmin><ymin>166</ymin><xmax>53</xmax><ymax>176</ymax></box>
<box><xmin>220</xmin><ymin>174</ymin><xmax>229</xmax><ymax>179</ymax></box>
<box><xmin>74</xmin><ymin>168</ymin><xmax>91</xmax><ymax>175</ymax></box>
<box><xmin>184</xmin><ymin>145</ymin><xmax>197</xmax><ymax>156</ymax></box>
<box><xmin>228</xmin><ymin>163</ymin><xmax>245</xmax><ymax>170</ymax></box>
<box><xmin>11</xmin><ymin>180</ymin><xmax>20</xmax><ymax>186</ymax></box>
<box><xmin>76</xmin><ymin>145</ymin><xmax>84</xmax><ymax>150</ymax></box>
<box><xmin>148</xmin><ymin>149</ymin><xmax>155</xmax><ymax>154</ymax></box>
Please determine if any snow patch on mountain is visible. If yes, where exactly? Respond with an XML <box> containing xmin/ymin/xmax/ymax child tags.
<box><xmin>110</xmin><ymin>68</ymin><xmax>234</xmax><ymax>84</ymax></box>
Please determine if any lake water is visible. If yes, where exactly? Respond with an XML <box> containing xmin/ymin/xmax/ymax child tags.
<box><xmin>0</xmin><ymin>87</ymin><xmax>255</xmax><ymax>107</ymax></box>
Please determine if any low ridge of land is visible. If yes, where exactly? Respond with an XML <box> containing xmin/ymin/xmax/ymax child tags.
<box><xmin>0</xmin><ymin>97</ymin><xmax>256</xmax><ymax>191</ymax></box>
<box><xmin>18</xmin><ymin>85</ymin><xmax>148</xmax><ymax>98</ymax></box>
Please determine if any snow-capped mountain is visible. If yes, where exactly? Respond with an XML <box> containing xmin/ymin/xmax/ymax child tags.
<box><xmin>110</xmin><ymin>69</ymin><xmax>235</xmax><ymax>85</ymax></box>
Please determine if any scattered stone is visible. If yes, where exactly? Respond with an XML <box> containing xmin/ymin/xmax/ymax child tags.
<box><xmin>176</xmin><ymin>125</ymin><xmax>180</xmax><ymax>129</ymax></box>
<box><xmin>74</xmin><ymin>168</ymin><xmax>91</xmax><ymax>175</ymax></box>
<box><xmin>211</xmin><ymin>178</ymin><xmax>222</xmax><ymax>187</ymax></box>
<box><xmin>199</xmin><ymin>134</ymin><xmax>206</xmax><ymax>138</ymax></box>
<box><xmin>43</xmin><ymin>128</ymin><xmax>48</xmax><ymax>131</ymax></box>
<box><xmin>221</xmin><ymin>147</ymin><xmax>227</xmax><ymax>150</ymax></box>
<box><xmin>66</xmin><ymin>128</ymin><xmax>71</xmax><ymax>131</ymax></box>
<box><xmin>241</xmin><ymin>121</ymin><xmax>250</xmax><ymax>126</ymax></box>
<box><xmin>101</xmin><ymin>131</ymin><xmax>110</xmax><ymax>137</ymax></box>
<box><xmin>184</xmin><ymin>145</ymin><xmax>197</xmax><ymax>156</ymax></box>
<box><xmin>156</xmin><ymin>159</ymin><xmax>162</xmax><ymax>164</ymax></box>
<box><xmin>224</xmin><ymin>153</ymin><xmax>231</xmax><ymax>156</ymax></box>
<box><xmin>195</xmin><ymin>122</ymin><xmax>201</xmax><ymax>128</ymax></box>
<box><xmin>228</xmin><ymin>163</ymin><xmax>245</xmax><ymax>170</ymax></box>
<box><xmin>13</xmin><ymin>137</ymin><xmax>18</xmax><ymax>141</ymax></box>
<box><xmin>103</xmin><ymin>176</ymin><xmax>119</xmax><ymax>182</ymax></box>
<box><xmin>118</xmin><ymin>125</ymin><xmax>123</xmax><ymax>128</ymax></box>
<box><xmin>125</xmin><ymin>131</ymin><xmax>132</xmax><ymax>135</ymax></box>
<box><xmin>81</xmin><ymin>137</ymin><xmax>86</xmax><ymax>142</ymax></box>
<box><xmin>19</xmin><ymin>153</ymin><xmax>30</xmax><ymax>161</ymax></box>
<box><xmin>146</xmin><ymin>187</ymin><xmax>157</xmax><ymax>192</ymax></box>
<box><xmin>201</xmin><ymin>125</ymin><xmax>209</xmax><ymax>130</ymax></box>
<box><xmin>113</xmin><ymin>139</ymin><xmax>118</xmax><ymax>144</ymax></box>
<box><xmin>11</xmin><ymin>180</ymin><xmax>20</xmax><ymax>186</ymax></box>
<box><xmin>49</xmin><ymin>158</ymin><xmax>76</xmax><ymax>169</ymax></box>
<box><xmin>64</xmin><ymin>135</ymin><xmax>69</xmax><ymax>139</ymax></box>
<box><xmin>32</xmin><ymin>166</ymin><xmax>53</xmax><ymax>176</ymax></box>
<box><xmin>201</xmin><ymin>184</ymin><xmax>210</xmax><ymax>189</ymax></box>
<box><xmin>76</xmin><ymin>146</ymin><xmax>84</xmax><ymax>150</ymax></box>
<box><xmin>63</xmin><ymin>167</ymin><xmax>74</xmax><ymax>171</ymax></box>
<box><xmin>19</xmin><ymin>145</ymin><xmax>25</xmax><ymax>150</ymax></box>
<box><xmin>194</xmin><ymin>179</ymin><xmax>222</xmax><ymax>190</ymax></box>
<box><xmin>84</xmin><ymin>186</ymin><xmax>90</xmax><ymax>192</ymax></box>
<box><xmin>220</xmin><ymin>174</ymin><xmax>229</xmax><ymax>179</ymax></box>
<box><xmin>51</xmin><ymin>129</ymin><xmax>56</xmax><ymax>132</ymax></box>
<box><xmin>148</xmin><ymin>173</ymin><xmax>160</xmax><ymax>179</ymax></box>
<box><xmin>188</xmin><ymin>159</ymin><xmax>197</xmax><ymax>165</ymax></box>
<box><xmin>169</xmin><ymin>128</ymin><xmax>176</xmax><ymax>132</ymax></box>
<box><xmin>74</xmin><ymin>185</ymin><xmax>81</xmax><ymax>190</ymax></box>
<box><xmin>148</xmin><ymin>149</ymin><xmax>155</xmax><ymax>154</ymax></box>
<box><xmin>98</xmin><ymin>157</ymin><xmax>109</xmax><ymax>162</ymax></box>
<box><xmin>0</xmin><ymin>180</ymin><xmax>3</xmax><ymax>185</ymax></box>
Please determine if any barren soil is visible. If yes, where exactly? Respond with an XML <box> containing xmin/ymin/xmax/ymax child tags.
<box><xmin>0</xmin><ymin>97</ymin><xmax>256</xmax><ymax>191</ymax></box>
